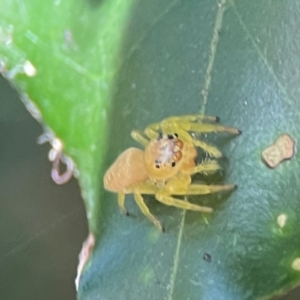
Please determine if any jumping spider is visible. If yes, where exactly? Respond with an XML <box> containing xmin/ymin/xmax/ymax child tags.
<box><xmin>104</xmin><ymin>114</ymin><xmax>240</xmax><ymax>231</ymax></box>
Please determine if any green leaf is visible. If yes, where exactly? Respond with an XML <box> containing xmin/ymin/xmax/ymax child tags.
<box><xmin>1</xmin><ymin>0</ymin><xmax>300</xmax><ymax>299</ymax></box>
<box><xmin>0</xmin><ymin>0</ymin><xmax>134</xmax><ymax>233</ymax></box>
<box><xmin>78</xmin><ymin>0</ymin><xmax>300</xmax><ymax>299</ymax></box>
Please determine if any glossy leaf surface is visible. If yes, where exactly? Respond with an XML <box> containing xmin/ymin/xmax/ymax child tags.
<box><xmin>1</xmin><ymin>0</ymin><xmax>300</xmax><ymax>299</ymax></box>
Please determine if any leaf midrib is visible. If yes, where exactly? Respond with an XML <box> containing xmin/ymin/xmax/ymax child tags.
<box><xmin>166</xmin><ymin>0</ymin><xmax>228</xmax><ymax>298</ymax></box>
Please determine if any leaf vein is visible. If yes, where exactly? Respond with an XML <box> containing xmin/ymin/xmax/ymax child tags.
<box><xmin>122</xmin><ymin>0</ymin><xmax>181</xmax><ymax>68</ymax></box>
<box><xmin>230</xmin><ymin>0</ymin><xmax>300</xmax><ymax>118</ymax></box>
<box><xmin>16</xmin><ymin>0</ymin><xmax>29</xmax><ymax>24</ymax></box>
<box><xmin>167</xmin><ymin>208</ymin><xmax>186</xmax><ymax>300</ymax></box>
<box><xmin>22</xmin><ymin>28</ymin><xmax>99</xmax><ymax>80</ymax></box>
<box><xmin>54</xmin><ymin>51</ymin><xmax>99</xmax><ymax>80</ymax></box>
<box><xmin>200</xmin><ymin>0</ymin><xmax>227</xmax><ymax>113</ymax></box>
<box><xmin>168</xmin><ymin>2</ymin><xmax>228</xmax><ymax>297</ymax></box>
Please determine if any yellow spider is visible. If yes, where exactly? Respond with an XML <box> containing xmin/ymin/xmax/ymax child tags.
<box><xmin>104</xmin><ymin>114</ymin><xmax>240</xmax><ymax>231</ymax></box>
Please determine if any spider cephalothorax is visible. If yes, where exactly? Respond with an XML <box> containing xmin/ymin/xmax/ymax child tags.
<box><xmin>153</xmin><ymin>133</ymin><xmax>184</xmax><ymax>168</ymax></box>
<box><xmin>144</xmin><ymin>132</ymin><xmax>195</xmax><ymax>181</ymax></box>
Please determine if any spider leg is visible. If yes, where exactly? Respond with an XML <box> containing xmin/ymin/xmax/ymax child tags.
<box><xmin>183</xmin><ymin>183</ymin><xmax>236</xmax><ymax>194</ymax></box>
<box><xmin>155</xmin><ymin>182</ymin><xmax>235</xmax><ymax>212</ymax></box>
<box><xmin>131</xmin><ymin>130</ymin><xmax>149</xmax><ymax>146</ymax></box>
<box><xmin>144</xmin><ymin>127</ymin><xmax>159</xmax><ymax>140</ymax></box>
<box><xmin>118</xmin><ymin>193</ymin><xmax>128</xmax><ymax>215</ymax></box>
<box><xmin>182</xmin><ymin>122</ymin><xmax>240</xmax><ymax>135</ymax></box>
<box><xmin>133</xmin><ymin>192</ymin><xmax>163</xmax><ymax>232</ymax></box>
<box><xmin>193</xmin><ymin>140</ymin><xmax>223</xmax><ymax>157</ymax></box>
<box><xmin>187</xmin><ymin>160</ymin><xmax>221</xmax><ymax>175</ymax></box>
<box><xmin>162</xmin><ymin>114</ymin><xmax>219</xmax><ymax>123</ymax></box>
<box><xmin>164</xmin><ymin>178</ymin><xmax>235</xmax><ymax>195</ymax></box>
<box><xmin>155</xmin><ymin>193</ymin><xmax>213</xmax><ymax>213</ymax></box>
<box><xmin>158</xmin><ymin>117</ymin><xmax>240</xmax><ymax>135</ymax></box>
<box><xmin>142</xmin><ymin>115</ymin><xmax>240</xmax><ymax>139</ymax></box>
<box><xmin>145</xmin><ymin>114</ymin><xmax>218</xmax><ymax>134</ymax></box>
<box><xmin>146</xmin><ymin>118</ymin><xmax>235</xmax><ymax>156</ymax></box>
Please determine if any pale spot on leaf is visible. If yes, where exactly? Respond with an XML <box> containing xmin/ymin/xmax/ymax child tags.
<box><xmin>23</xmin><ymin>60</ymin><xmax>37</xmax><ymax>77</ymax></box>
<box><xmin>292</xmin><ymin>258</ymin><xmax>300</xmax><ymax>271</ymax></box>
<box><xmin>262</xmin><ymin>134</ymin><xmax>295</xmax><ymax>168</ymax></box>
<box><xmin>277</xmin><ymin>214</ymin><xmax>287</xmax><ymax>228</ymax></box>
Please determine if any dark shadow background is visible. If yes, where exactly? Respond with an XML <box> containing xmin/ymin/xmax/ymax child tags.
<box><xmin>0</xmin><ymin>75</ymin><xmax>88</xmax><ymax>300</ymax></box>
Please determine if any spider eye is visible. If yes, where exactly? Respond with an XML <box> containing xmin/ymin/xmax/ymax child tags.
<box><xmin>167</xmin><ymin>134</ymin><xmax>174</xmax><ymax>140</ymax></box>
<box><xmin>157</xmin><ymin>132</ymin><xmax>163</xmax><ymax>140</ymax></box>
<box><xmin>174</xmin><ymin>133</ymin><xmax>178</xmax><ymax>138</ymax></box>
<box><xmin>155</xmin><ymin>160</ymin><xmax>161</xmax><ymax>169</ymax></box>
<box><xmin>171</xmin><ymin>162</ymin><xmax>176</xmax><ymax>167</ymax></box>
<box><xmin>173</xmin><ymin>151</ymin><xmax>182</xmax><ymax>162</ymax></box>
<box><xmin>175</xmin><ymin>139</ymin><xmax>184</xmax><ymax>149</ymax></box>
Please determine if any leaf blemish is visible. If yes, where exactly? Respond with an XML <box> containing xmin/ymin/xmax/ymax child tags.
<box><xmin>139</xmin><ymin>267</ymin><xmax>155</xmax><ymax>285</ymax></box>
<box><xmin>148</xmin><ymin>227</ymin><xmax>161</xmax><ymax>243</ymax></box>
<box><xmin>292</xmin><ymin>258</ymin><xmax>300</xmax><ymax>271</ymax></box>
<box><xmin>23</xmin><ymin>60</ymin><xmax>37</xmax><ymax>77</ymax></box>
<box><xmin>277</xmin><ymin>214</ymin><xmax>287</xmax><ymax>228</ymax></box>
<box><xmin>64</xmin><ymin>29</ymin><xmax>73</xmax><ymax>45</ymax></box>
<box><xmin>1</xmin><ymin>59</ymin><xmax>36</xmax><ymax>79</ymax></box>
<box><xmin>203</xmin><ymin>253</ymin><xmax>212</xmax><ymax>262</ymax></box>
<box><xmin>63</xmin><ymin>29</ymin><xmax>78</xmax><ymax>51</ymax></box>
<box><xmin>261</xmin><ymin>134</ymin><xmax>295</xmax><ymax>168</ymax></box>
<box><xmin>25</xmin><ymin>29</ymin><xmax>38</xmax><ymax>44</ymax></box>
<box><xmin>0</xmin><ymin>23</ymin><xmax>13</xmax><ymax>45</ymax></box>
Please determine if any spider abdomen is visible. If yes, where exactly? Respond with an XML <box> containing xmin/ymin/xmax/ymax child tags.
<box><xmin>104</xmin><ymin>148</ymin><xmax>148</xmax><ymax>193</ymax></box>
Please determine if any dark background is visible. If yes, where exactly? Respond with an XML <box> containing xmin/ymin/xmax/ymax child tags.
<box><xmin>0</xmin><ymin>75</ymin><xmax>299</xmax><ymax>300</ymax></box>
<box><xmin>0</xmin><ymin>75</ymin><xmax>88</xmax><ymax>300</ymax></box>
